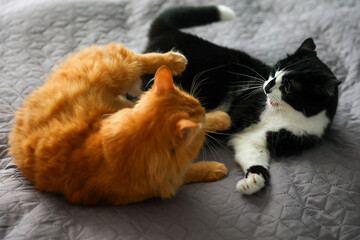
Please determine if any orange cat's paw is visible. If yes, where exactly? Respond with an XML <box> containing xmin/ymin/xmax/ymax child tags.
<box><xmin>165</xmin><ymin>51</ymin><xmax>187</xmax><ymax>75</ymax></box>
<box><xmin>183</xmin><ymin>161</ymin><xmax>228</xmax><ymax>184</ymax></box>
<box><xmin>213</xmin><ymin>111</ymin><xmax>231</xmax><ymax>131</ymax></box>
<box><xmin>203</xmin><ymin>161</ymin><xmax>228</xmax><ymax>182</ymax></box>
<box><xmin>205</xmin><ymin>111</ymin><xmax>231</xmax><ymax>131</ymax></box>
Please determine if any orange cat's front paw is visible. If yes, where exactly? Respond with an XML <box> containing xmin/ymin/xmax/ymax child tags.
<box><xmin>183</xmin><ymin>161</ymin><xmax>228</xmax><ymax>184</ymax></box>
<box><xmin>165</xmin><ymin>51</ymin><xmax>187</xmax><ymax>75</ymax></box>
<box><xmin>204</xmin><ymin>161</ymin><xmax>228</xmax><ymax>181</ymax></box>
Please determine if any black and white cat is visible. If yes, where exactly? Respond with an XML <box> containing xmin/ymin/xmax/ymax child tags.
<box><xmin>142</xmin><ymin>5</ymin><xmax>340</xmax><ymax>194</ymax></box>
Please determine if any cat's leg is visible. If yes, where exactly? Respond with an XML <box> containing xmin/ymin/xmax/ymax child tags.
<box><xmin>181</xmin><ymin>112</ymin><xmax>229</xmax><ymax>184</ymax></box>
<box><xmin>183</xmin><ymin>161</ymin><xmax>227</xmax><ymax>184</ymax></box>
<box><xmin>204</xmin><ymin>110</ymin><xmax>231</xmax><ymax>131</ymax></box>
<box><xmin>137</xmin><ymin>51</ymin><xmax>187</xmax><ymax>76</ymax></box>
<box><xmin>230</xmin><ymin>130</ymin><xmax>270</xmax><ymax>195</ymax></box>
<box><xmin>119</xmin><ymin>51</ymin><xmax>186</xmax><ymax>97</ymax></box>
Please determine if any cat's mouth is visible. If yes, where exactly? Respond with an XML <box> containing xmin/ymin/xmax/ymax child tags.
<box><xmin>269</xmin><ymin>99</ymin><xmax>280</xmax><ymax>107</ymax></box>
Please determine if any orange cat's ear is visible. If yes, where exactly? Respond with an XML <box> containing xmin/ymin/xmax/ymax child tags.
<box><xmin>176</xmin><ymin>119</ymin><xmax>199</xmax><ymax>139</ymax></box>
<box><xmin>153</xmin><ymin>65</ymin><xmax>175</xmax><ymax>94</ymax></box>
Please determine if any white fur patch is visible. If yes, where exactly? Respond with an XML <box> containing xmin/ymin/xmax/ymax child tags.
<box><xmin>264</xmin><ymin>70</ymin><xmax>287</xmax><ymax>102</ymax></box>
<box><xmin>217</xmin><ymin>5</ymin><xmax>236</xmax><ymax>21</ymax></box>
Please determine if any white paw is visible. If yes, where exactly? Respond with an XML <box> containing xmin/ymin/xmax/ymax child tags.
<box><xmin>236</xmin><ymin>173</ymin><xmax>265</xmax><ymax>195</ymax></box>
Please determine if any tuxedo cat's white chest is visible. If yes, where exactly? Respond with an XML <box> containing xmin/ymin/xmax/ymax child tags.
<box><xmin>259</xmin><ymin>101</ymin><xmax>330</xmax><ymax>137</ymax></box>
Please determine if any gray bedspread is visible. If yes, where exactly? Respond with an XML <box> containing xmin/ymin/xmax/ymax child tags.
<box><xmin>1</xmin><ymin>0</ymin><xmax>359</xmax><ymax>239</ymax></box>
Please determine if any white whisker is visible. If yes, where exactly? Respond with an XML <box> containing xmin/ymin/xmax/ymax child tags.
<box><xmin>232</xmin><ymin>88</ymin><xmax>264</xmax><ymax>104</ymax></box>
<box><xmin>145</xmin><ymin>78</ymin><xmax>154</xmax><ymax>88</ymax></box>
<box><xmin>205</xmin><ymin>133</ymin><xmax>234</xmax><ymax>162</ymax></box>
<box><xmin>205</xmin><ymin>130</ymin><xmax>231</xmax><ymax>136</ymax></box>
<box><xmin>191</xmin><ymin>77</ymin><xmax>209</xmax><ymax>98</ymax></box>
<box><xmin>189</xmin><ymin>65</ymin><xmax>228</xmax><ymax>97</ymax></box>
<box><xmin>232</xmin><ymin>63</ymin><xmax>267</xmax><ymax>81</ymax></box>
<box><xmin>225</xmin><ymin>71</ymin><xmax>264</xmax><ymax>83</ymax></box>
<box><xmin>230</xmin><ymin>86</ymin><xmax>263</xmax><ymax>94</ymax></box>
<box><xmin>203</xmin><ymin>136</ymin><xmax>220</xmax><ymax>160</ymax></box>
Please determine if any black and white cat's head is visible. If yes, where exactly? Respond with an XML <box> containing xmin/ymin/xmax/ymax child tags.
<box><xmin>263</xmin><ymin>38</ymin><xmax>341</xmax><ymax>117</ymax></box>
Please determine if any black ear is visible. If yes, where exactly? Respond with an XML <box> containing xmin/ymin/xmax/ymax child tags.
<box><xmin>295</xmin><ymin>38</ymin><xmax>316</xmax><ymax>54</ymax></box>
<box><xmin>327</xmin><ymin>77</ymin><xmax>341</xmax><ymax>86</ymax></box>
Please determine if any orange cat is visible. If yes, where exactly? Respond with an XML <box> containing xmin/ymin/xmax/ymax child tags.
<box><xmin>9</xmin><ymin>43</ymin><xmax>231</xmax><ymax>205</ymax></box>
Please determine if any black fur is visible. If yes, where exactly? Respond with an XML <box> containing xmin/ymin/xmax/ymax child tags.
<box><xmin>148</xmin><ymin>6</ymin><xmax>220</xmax><ymax>40</ymax></box>
<box><xmin>143</xmin><ymin>6</ymin><xmax>340</xmax><ymax>158</ymax></box>
<box><xmin>143</xmin><ymin>6</ymin><xmax>270</xmax><ymax>132</ymax></box>
<box><xmin>274</xmin><ymin>41</ymin><xmax>340</xmax><ymax>118</ymax></box>
<box><xmin>266</xmin><ymin>129</ymin><xmax>322</xmax><ymax>157</ymax></box>
<box><xmin>246</xmin><ymin>166</ymin><xmax>270</xmax><ymax>184</ymax></box>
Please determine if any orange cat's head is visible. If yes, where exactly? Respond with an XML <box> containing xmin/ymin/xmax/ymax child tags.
<box><xmin>137</xmin><ymin>65</ymin><xmax>206</xmax><ymax>153</ymax></box>
<box><xmin>102</xmin><ymin>65</ymin><xmax>206</xmax><ymax>191</ymax></box>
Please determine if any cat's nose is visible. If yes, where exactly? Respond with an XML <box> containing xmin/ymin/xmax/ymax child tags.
<box><xmin>264</xmin><ymin>78</ymin><xmax>276</xmax><ymax>94</ymax></box>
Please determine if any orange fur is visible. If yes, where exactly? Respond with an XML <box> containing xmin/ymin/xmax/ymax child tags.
<box><xmin>9</xmin><ymin>43</ymin><xmax>230</xmax><ymax>205</ymax></box>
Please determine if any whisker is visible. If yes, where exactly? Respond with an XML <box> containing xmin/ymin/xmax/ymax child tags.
<box><xmin>191</xmin><ymin>77</ymin><xmax>209</xmax><ymax>98</ymax></box>
<box><xmin>229</xmin><ymin>88</ymin><xmax>264</xmax><ymax>105</ymax></box>
<box><xmin>205</xmin><ymin>135</ymin><xmax>225</xmax><ymax>160</ymax></box>
<box><xmin>193</xmin><ymin>65</ymin><xmax>228</xmax><ymax>81</ymax></box>
<box><xmin>229</xmin><ymin>82</ymin><xmax>264</xmax><ymax>87</ymax></box>
<box><xmin>206</xmin><ymin>133</ymin><xmax>229</xmax><ymax>147</ymax></box>
<box><xmin>232</xmin><ymin>63</ymin><xmax>267</xmax><ymax>81</ymax></box>
<box><xmin>240</xmin><ymin>88</ymin><xmax>263</xmax><ymax>101</ymax></box>
<box><xmin>203</xmin><ymin>136</ymin><xmax>220</xmax><ymax>161</ymax></box>
<box><xmin>278</xmin><ymin>58</ymin><xmax>308</xmax><ymax>72</ymax></box>
<box><xmin>145</xmin><ymin>78</ymin><xmax>154</xmax><ymax>88</ymax></box>
<box><xmin>224</xmin><ymin>71</ymin><xmax>265</xmax><ymax>83</ymax></box>
<box><xmin>230</xmin><ymin>86</ymin><xmax>263</xmax><ymax>94</ymax></box>
<box><xmin>190</xmin><ymin>65</ymin><xmax>228</xmax><ymax>96</ymax></box>
<box><xmin>205</xmin><ymin>130</ymin><xmax>232</xmax><ymax>136</ymax></box>
<box><xmin>205</xmin><ymin>133</ymin><xmax>234</xmax><ymax>161</ymax></box>
<box><xmin>202</xmin><ymin>137</ymin><xmax>211</xmax><ymax>161</ymax></box>
<box><xmin>178</xmin><ymin>81</ymin><xmax>184</xmax><ymax>91</ymax></box>
<box><xmin>235</xmin><ymin>87</ymin><xmax>263</xmax><ymax>96</ymax></box>
<box><xmin>228</xmin><ymin>81</ymin><xmax>264</xmax><ymax>88</ymax></box>
<box><xmin>190</xmin><ymin>74</ymin><xmax>197</xmax><ymax>96</ymax></box>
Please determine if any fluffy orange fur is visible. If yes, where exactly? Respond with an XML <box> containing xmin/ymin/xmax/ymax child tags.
<box><xmin>9</xmin><ymin>43</ymin><xmax>231</xmax><ymax>205</ymax></box>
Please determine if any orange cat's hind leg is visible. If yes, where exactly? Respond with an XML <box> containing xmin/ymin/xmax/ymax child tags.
<box><xmin>138</xmin><ymin>51</ymin><xmax>187</xmax><ymax>76</ymax></box>
<box><xmin>183</xmin><ymin>161</ymin><xmax>228</xmax><ymax>184</ymax></box>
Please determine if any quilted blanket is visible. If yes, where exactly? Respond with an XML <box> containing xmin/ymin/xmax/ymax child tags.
<box><xmin>1</xmin><ymin>0</ymin><xmax>359</xmax><ymax>239</ymax></box>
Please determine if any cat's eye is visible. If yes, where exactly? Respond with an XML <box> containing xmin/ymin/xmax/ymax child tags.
<box><xmin>284</xmin><ymin>86</ymin><xmax>291</xmax><ymax>94</ymax></box>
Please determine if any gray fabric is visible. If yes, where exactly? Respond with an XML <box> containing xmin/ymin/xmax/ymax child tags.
<box><xmin>1</xmin><ymin>0</ymin><xmax>359</xmax><ymax>239</ymax></box>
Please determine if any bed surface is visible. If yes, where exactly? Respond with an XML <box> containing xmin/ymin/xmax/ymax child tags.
<box><xmin>1</xmin><ymin>0</ymin><xmax>359</xmax><ymax>239</ymax></box>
